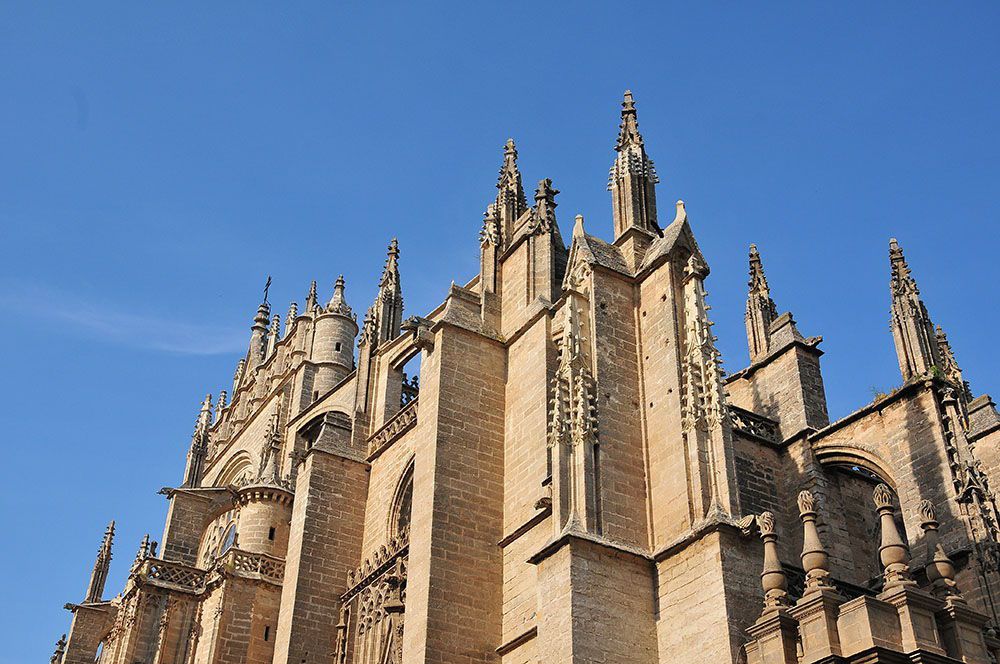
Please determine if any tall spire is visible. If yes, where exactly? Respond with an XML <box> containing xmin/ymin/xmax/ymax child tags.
<box><xmin>746</xmin><ymin>244</ymin><xmax>778</xmax><ymax>363</ymax></box>
<box><xmin>495</xmin><ymin>138</ymin><xmax>528</xmax><ymax>242</ymax></box>
<box><xmin>305</xmin><ymin>280</ymin><xmax>319</xmax><ymax>314</ymax></box>
<box><xmin>183</xmin><ymin>394</ymin><xmax>212</xmax><ymax>487</ymax></box>
<box><xmin>265</xmin><ymin>314</ymin><xmax>281</xmax><ymax>356</ymax></box>
<box><xmin>608</xmin><ymin>90</ymin><xmax>659</xmax><ymax>240</ymax></box>
<box><xmin>284</xmin><ymin>302</ymin><xmax>298</xmax><ymax>336</ymax></box>
<box><xmin>889</xmin><ymin>238</ymin><xmax>940</xmax><ymax>381</ymax></box>
<box><xmin>248</xmin><ymin>290</ymin><xmax>271</xmax><ymax>369</ymax></box>
<box><xmin>84</xmin><ymin>520</ymin><xmax>115</xmax><ymax>603</ymax></box>
<box><xmin>372</xmin><ymin>239</ymin><xmax>403</xmax><ymax>345</ymax></box>
<box><xmin>326</xmin><ymin>275</ymin><xmax>354</xmax><ymax>318</ymax></box>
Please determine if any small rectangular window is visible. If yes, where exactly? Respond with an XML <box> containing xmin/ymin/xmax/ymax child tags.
<box><xmin>268</xmin><ymin>527</ymin><xmax>276</xmax><ymax>541</ymax></box>
<box><xmin>335</xmin><ymin>342</ymin><xmax>342</xmax><ymax>351</ymax></box>
<box><xmin>264</xmin><ymin>625</ymin><xmax>270</xmax><ymax>641</ymax></box>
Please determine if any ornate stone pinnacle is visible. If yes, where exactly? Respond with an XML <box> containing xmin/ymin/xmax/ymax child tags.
<box><xmin>918</xmin><ymin>499</ymin><xmax>961</xmax><ymax>599</ymax></box>
<box><xmin>285</xmin><ymin>301</ymin><xmax>298</xmax><ymax>335</ymax></box>
<box><xmin>873</xmin><ymin>483</ymin><xmax>914</xmax><ymax>589</ymax></box>
<box><xmin>615</xmin><ymin>89</ymin><xmax>644</xmax><ymax>150</ymax></box>
<box><xmin>756</xmin><ymin>512</ymin><xmax>791</xmax><ymax>612</ymax></box>
<box><xmin>305</xmin><ymin>280</ymin><xmax>318</xmax><ymax>313</ymax></box>
<box><xmin>797</xmin><ymin>490</ymin><xmax>833</xmax><ymax>593</ymax></box>
<box><xmin>326</xmin><ymin>274</ymin><xmax>354</xmax><ymax>318</ymax></box>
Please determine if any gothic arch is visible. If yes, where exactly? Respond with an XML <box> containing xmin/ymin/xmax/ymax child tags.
<box><xmin>214</xmin><ymin>451</ymin><xmax>253</xmax><ymax>488</ymax></box>
<box><xmin>812</xmin><ymin>442</ymin><xmax>896</xmax><ymax>489</ymax></box>
<box><xmin>388</xmin><ymin>459</ymin><xmax>414</xmax><ymax>538</ymax></box>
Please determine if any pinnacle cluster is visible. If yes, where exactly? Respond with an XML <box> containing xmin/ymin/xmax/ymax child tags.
<box><xmin>54</xmin><ymin>92</ymin><xmax>1000</xmax><ymax>664</ymax></box>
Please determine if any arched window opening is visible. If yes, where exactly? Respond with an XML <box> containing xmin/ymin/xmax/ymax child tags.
<box><xmin>391</xmin><ymin>465</ymin><xmax>414</xmax><ymax>537</ymax></box>
<box><xmin>219</xmin><ymin>521</ymin><xmax>238</xmax><ymax>555</ymax></box>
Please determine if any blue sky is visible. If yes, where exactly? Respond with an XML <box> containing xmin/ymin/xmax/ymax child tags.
<box><xmin>2</xmin><ymin>3</ymin><xmax>998</xmax><ymax>660</ymax></box>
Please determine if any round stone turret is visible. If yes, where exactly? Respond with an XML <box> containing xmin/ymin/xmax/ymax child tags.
<box><xmin>311</xmin><ymin>275</ymin><xmax>358</xmax><ymax>395</ymax></box>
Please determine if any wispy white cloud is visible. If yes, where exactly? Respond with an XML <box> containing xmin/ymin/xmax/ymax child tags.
<box><xmin>1</xmin><ymin>281</ymin><xmax>245</xmax><ymax>355</ymax></box>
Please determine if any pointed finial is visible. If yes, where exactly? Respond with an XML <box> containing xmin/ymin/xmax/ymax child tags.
<box><xmin>131</xmin><ymin>533</ymin><xmax>151</xmax><ymax>571</ymax></box>
<box><xmin>305</xmin><ymin>280</ymin><xmax>319</xmax><ymax>314</ymax></box>
<box><xmin>889</xmin><ymin>238</ymin><xmax>916</xmax><ymax>293</ymax></box>
<box><xmin>873</xmin><ymin>484</ymin><xmax>914</xmax><ymax>589</ymax></box>
<box><xmin>573</xmin><ymin>214</ymin><xmax>585</xmax><ymax>238</ymax></box>
<box><xmin>233</xmin><ymin>358</ymin><xmax>246</xmax><ymax>391</ymax></box>
<box><xmin>748</xmin><ymin>244</ymin><xmax>770</xmax><ymax>292</ymax></box>
<box><xmin>270</xmin><ymin>313</ymin><xmax>280</xmax><ymax>336</ymax></box>
<box><xmin>502</xmin><ymin>138</ymin><xmax>518</xmax><ymax>170</ymax></box>
<box><xmin>215</xmin><ymin>390</ymin><xmax>228</xmax><ymax>418</ymax></box>
<box><xmin>495</xmin><ymin>139</ymin><xmax>528</xmax><ymax>231</ymax></box>
<box><xmin>615</xmin><ymin>90</ymin><xmax>643</xmax><ymax>150</ymax></box>
<box><xmin>285</xmin><ymin>301</ymin><xmax>298</xmax><ymax>336</ymax></box>
<box><xmin>85</xmin><ymin>520</ymin><xmax>115</xmax><ymax>603</ymax></box>
<box><xmin>326</xmin><ymin>275</ymin><xmax>354</xmax><ymax>318</ymax></box>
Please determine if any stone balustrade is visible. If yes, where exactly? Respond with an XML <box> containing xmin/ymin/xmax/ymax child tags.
<box><xmin>729</xmin><ymin>405</ymin><xmax>780</xmax><ymax>444</ymax></box>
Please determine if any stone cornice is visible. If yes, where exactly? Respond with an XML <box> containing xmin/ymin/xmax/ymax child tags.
<box><xmin>498</xmin><ymin>505</ymin><xmax>551</xmax><ymax>548</ymax></box>
<box><xmin>527</xmin><ymin>528</ymin><xmax>650</xmax><ymax>566</ymax></box>
<box><xmin>807</xmin><ymin>379</ymin><xmax>930</xmax><ymax>443</ymax></box>
<box><xmin>652</xmin><ymin>512</ymin><xmax>744</xmax><ymax>562</ymax></box>
<box><xmin>496</xmin><ymin>626</ymin><xmax>537</xmax><ymax>656</ymax></box>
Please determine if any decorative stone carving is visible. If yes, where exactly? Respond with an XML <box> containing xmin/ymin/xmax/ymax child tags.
<box><xmin>797</xmin><ymin>490</ymin><xmax>833</xmax><ymax>593</ymax></box>
<box><xmin>873</xmin><ymin>484</ymin><xmax>914</xmax><ymax>588</ymax></box>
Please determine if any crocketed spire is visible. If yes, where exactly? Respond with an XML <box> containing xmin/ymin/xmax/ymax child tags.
<box><xmin>84</xmin><ymin>520</ymin><xmax>115</xmax><ymax>603</ymax></box>
<box><xmin>182</xmin><ymin>394</ymin><xmax>212</xmax><ymax>488</ymax></box>
<box><xmin>326</xmin><ymin>275</ymin><xmax>354</xmax><ymax>319</ymax></box>
<box><xmin>608</xmin><ymin>90</ymin><xmax>659</xmax><ymax>240</ymax></box>
<box><xmin>371</xmin><ymin>240</ymin><xmax>403</xmax><ymax>345</ymax></box>
<box><xmin>305</xmin><ymin>280</ymin><xmax>319</xmax><ymax>314</ymax></box>
<box><xmin>248</xmin><ymin>293</ymin><xmax>272</xmax><ymax>369</ymax></box>
<box><xmin>494</xmin><ymin>138</ymin><xmax>528</xmax><ymax>241</ymax></box>
<box><xmin>746</xmin><ymin>244</ymin><xmax>779</xmax><ymax>363</ymax></box>
<box><xmin>889</xmin><ymin>238</ymin><xmax>940</xmax><ymax>381</ymax></box>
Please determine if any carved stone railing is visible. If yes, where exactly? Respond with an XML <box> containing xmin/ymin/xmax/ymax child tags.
<box><xmin>728</xmin><ymin>405</ymin><xmax>780</xmax><ymax>444</ymax></box>
<box><xmin>343</xmin><ymin>527</ymin><xmax>409</xmax><ymax>602</ymax></box>
<box><xmin>218</xmin><ymin>548</ymin><xmax>286</xmax><ymax>586</ymax></box>
<box><xmin>140</xmin><ymin>559</ymin><xmax>207</xmax><ymax>594</ymax></box>
<box><xmin>367</xmin><ymin>399</ymin><xmax>418</xmax><ymax>460</ymax></box>
<box><xmin>401</xmin><ymin>373</ymin><xmax>419</xmax><ymax>408</ymax></box>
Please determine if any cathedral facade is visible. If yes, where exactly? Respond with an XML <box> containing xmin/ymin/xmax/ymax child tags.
<box><xmin>54</xmin><ymin>93</ymin><xmax>1000</xmax><ymax>664</ymax></box>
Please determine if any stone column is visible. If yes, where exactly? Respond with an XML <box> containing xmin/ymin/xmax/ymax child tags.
<box><xmin>788</xmin><ymin>491</ymin><xmax>842</xmax><ymax>663</ymax></box>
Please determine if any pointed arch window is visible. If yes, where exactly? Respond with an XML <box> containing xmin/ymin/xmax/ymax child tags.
<box><xmin>391</xmin><ymin>464</ymin><xmax>414</xmax><ymax>537</ymax></box>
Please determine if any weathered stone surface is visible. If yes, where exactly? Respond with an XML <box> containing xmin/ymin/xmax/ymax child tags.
<box><xmin>52</xmin><ymin>92</ymin><xmax>1000</xmax><ymax>664</ymax></box>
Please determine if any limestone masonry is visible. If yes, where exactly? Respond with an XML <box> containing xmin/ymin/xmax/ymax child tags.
<box><xmin>53</xmin><ymin>92</ymin><xmax>1000</xmax><ymax>664</ymax></box>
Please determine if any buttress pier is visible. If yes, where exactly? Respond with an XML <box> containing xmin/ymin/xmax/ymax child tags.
<box><xmin>55</xmin><ymin>91</ymin><xmax>1000</xmax><ymax>664</ymax></box>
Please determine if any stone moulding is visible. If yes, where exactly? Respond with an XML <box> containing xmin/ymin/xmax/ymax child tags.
<box><xmin>343</xmin><ymin>529</ymin><xmax>410</xmax><ymax>602</ymax></box>
<box><xmin>728</xmin><ymin>404</ymin><xmax>780</xmax><ymax>445</ymax></box>
<box><xmin>366</xmin><ymin>399</ymin><xmax>418</xmax><ymax>461</ymax></box>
